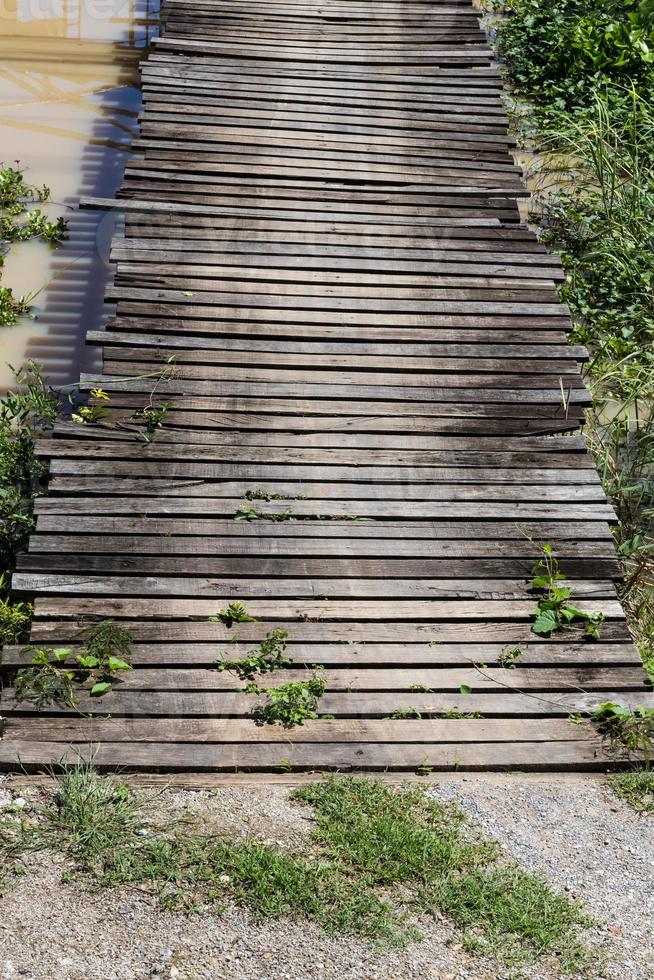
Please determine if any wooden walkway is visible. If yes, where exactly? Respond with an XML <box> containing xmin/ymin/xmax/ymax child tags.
<box><xmin>1</xmin><ymin>0</ymin><xmax>650</xmax><ymax>771</ymax></box>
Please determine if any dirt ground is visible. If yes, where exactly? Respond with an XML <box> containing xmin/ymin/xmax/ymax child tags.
<box><xmin>0</xmin><ymin>773</ymin><xmax>652</xmax><ymax>980</ymax></box>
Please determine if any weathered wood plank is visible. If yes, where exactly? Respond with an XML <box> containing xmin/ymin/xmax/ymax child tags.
<box><xmin>0</xmin><ymin>740</ymin><xmax>620</xmax><ymax>772</ymax></box>
<box><xmin>0</xmin><ymin>0</ymin><xmax>642</xmax><ymax>774</ymax></box>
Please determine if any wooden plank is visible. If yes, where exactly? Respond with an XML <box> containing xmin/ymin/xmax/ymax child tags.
<box><xmin>17</xmin><ymin>555</ymin><xmax>622</xmax><ymax>579</ymax></box>
<box><xmin>26</xmin><ymin>536</ymin><xmax>618</xmax><ymax>560</ymax></box>
<box><xmin>12</xmin><ymin>569</ymin><xmax>623</xmax><ymax>595</ymax></box>
<box><xmin>0</xmin><ymin>740</ymin><xmax>619</xmax><ymax>772</ymax></box>
<box><xmin>31</xmin><ymin>517</ymin><xmax>614</xmax><ymax>538</ymax></box>
<box><xmin>2</xmin><ymin>665</ymin><xmax>641</xmax><ymax>692</ymax></box>
<box><xmin>1</xmin><ymin>717</ymin><xmax>601</xmax><ymax>744</ymax></box>
<box><xmin>4</xmin><ymin>640</ymin><xmax>637</xmax><ymax>667</ymax></box>
<box><xmin>1</xmin><ymin>689</ymin><xmax>650</xmax><ymax>717</ymax></box>
<box><xmin>11</xmin><ymin>595</ymin><xmax>623</xmax><ymax>620</ymax></box>
<box><xmin>0</xmin><ymin>0</ymin><xmax>640</xmax><ymax>773</ymax></box>
<box><xmin>24</xmin><ymin>619</ymin><xmax>632</xmax><ymax>645</ymax></box>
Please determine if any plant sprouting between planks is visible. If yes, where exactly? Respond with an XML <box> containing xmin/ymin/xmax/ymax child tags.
<box><xmin>216</xmin><ymin>629</ymin><xmax>292</xmax><ymax>681</ymax></box>
<box><xmin>530</xmin><ymin>543</ymin><xmax>604</xmax><ymax>638</ymax></box>
<box><xmin>246</xmin><ymin>668</ymin><xmax>327</xmax><ymax>727</ymax></box>
<box><xmin>14</xmin><ymin>621</ymin><xmax>133</xmax><ymax>709</ymax></box>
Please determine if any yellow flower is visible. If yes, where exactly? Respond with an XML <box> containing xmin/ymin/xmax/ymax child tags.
<box><xmin>90</xmin><ymin>388</ymin><xmax>110</xmax><ymax>401</ymax></box>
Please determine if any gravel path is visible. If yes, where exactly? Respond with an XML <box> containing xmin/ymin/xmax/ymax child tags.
<box><xmin>0</xmin><ymin>775</ymin><xmax>652</xmax><ymax>980</ymax></box>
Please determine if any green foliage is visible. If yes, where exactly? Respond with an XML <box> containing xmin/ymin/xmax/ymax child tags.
<box><xmin>209</xmin><ymin>601</ymin><xmax>256</xmax><ymax>628</ymax></box>
<box><xmin>0</xmin><ymin>581</ymin><xmax>32</xmax><ymax>646</ymax></box>
<box><xmin>0</xmin><ymin>361</ymin><xmax>59</xmax><ymax>572</ymax></box>
<box><xmin>0</xmin><ymin>770</ymin><xmax>596</xmax><ymax>968</ymax></box>
<box><xmin>131</xmin><ymin>401</ymin><xmax>171</xmax><ymax>443</ymax></box>
<box><xmin>0</xmin><ymin>286</ymin><xmax>32</xmax><ymax>327</ymax></box>
<box><xmin>591</xmin><ymin>702</ymin><xmax>654</xmax><ymax>757</ymax></box>
<box><xmin>496</xmin><ymin>0</ymin><xmax>654</xmax><ymax>120</ymax></box>
<box><xmin>530</xmin><ymin>543</ymin><xmax>604</xmax><ymax>638</ymax></box>
<box><xmin>247</xmin><ymin>669</ymin><xmax>326</xmax><ymax>726</ymax></box>
<box><xmin>385</xmin><ymin>707</ymin><xmax>423</xmax><ymax>719</ymax></box>
<box><xmin>0</xmin><ymin>164</ymin><xmax>66</xmax><ymax>247</ymax></box>
<box><xmin>243</xmin><ymin>488</ymin><xmax>306</xmax><ymax>501</ymax></box>
<box><xmin>69</xmin><ymin>386</ymin><xmax>110</xmax><ymax>426</ymax></box>
<box><xmin>14</xmin><ymin>647</ymin><xmax>77</xmax><ymax>710</ymax></box>
<box><xmin>498</xmin><ymin>644</ymin><xmax>524</xmax><ymax>668</ymax></box>
<box><xmin>608</xmin><ymin>767</ymin><xmax>654</xmax><ymax>812</ymax></box>
<box><xmin>235</xmin><ymin>505</ymin><xmax>372</xmax><ymax>523</ymax></box>
<box><xmin>531</xmin><ymin>90</ymin><xmax>654</xmax><ymax>373</ymax></box>
<box><xmin>293</xmin><ymin>777</ymin><xmax>592</xmax><ymax>970</ymax></box>
<box><xmin>0</xmin><ymin>164</ymin><xmax>67</xmax><ymax>325</ymax></box>
<box><xmin>14</xmin><ymin>621</ymin><xmax>133</xmax><ymax>708</ymax></box>
<box><xmin>235</xmin><ymin>505</ymin><xmax>293</xmax><ymax>522</ymax></box>
<box><xmin>495</xmin><ymin>4</ymin><xmax>654</xmax><ymax>691</ymax></box>
<box><xmin>217</xmin><ymin>628</ymin><xmax>292</xmax><ymax>681</ymax></box>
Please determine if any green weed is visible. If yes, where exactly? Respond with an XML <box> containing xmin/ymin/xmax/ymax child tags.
<box><xmin>0</xmin><ymin>769</ymin><xmax>596</xmax><ymax>969</ymax></box>
<box><xmin>608</xmin><ymin>767</ymin><xmax>654</xmax><ymax>812</ymax></box>
<box><xmin>246</xmin><ymin>669</ymin><xmax>326</xmax><ymax>726</ymax></box>
<box><xmin>243</xmin><ymin>489</ymin><xmax>307</xmax><ymax>501</ymax></box>
<box><xmin>0</xmin><ymin>585</ymin><xmax>32</xmax><ymax>647</ymax></box>
<box><xmin>0</xmin><ymin>361</ymin><xmax>59</xmax><ymax>573</ymax></box>
<box><xmin>530</xmin><ymin>543</ymin><xmax>604</xmax><ymax>638</ymax></box>
<box><xmin>498</xmin><ymin>645</ymin><xmax>525</xmax><ymax>668</ymax></box>
<box><xmin>591</xmin><ymin>702</ymin><xmax>654</xmax><ymax>758</ymax></box>
<box><xmin>131</xmin><ymin>401</ymin><xmax>171</xmax><ymax>443</ymax></box>
<box><xmin>385</xmin><ymin>707</ymin><xmax>423</xmax><ymax>719</ymax></box>
<box><xmin>217</xmin><ymin>628</ymin><xmax>291</xmax><ymax>681</ymax></box>
<box><xmin>209</xmin><ymin>601</ymin><xmax>256</xmax><ymax>628</ymax></box>
<box><xmin>14</xmin><ymin>621</ymin><xmax>133</xmax><ymax>708</ymax></box>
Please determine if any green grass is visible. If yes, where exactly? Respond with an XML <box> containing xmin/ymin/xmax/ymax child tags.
<box><xmin>0</xmin><ymin>768</ymin><xmax>595</xmax><ymax>972</ymax></box>
<box><xmin>608</xmin><ymin>768</ymin><xmax>654</xmax><ymax>813</ymax></box>
<box><xmin>487</xmin><ymin>0</ymin><xmax>654</xmax><ymax>700</ymax></box>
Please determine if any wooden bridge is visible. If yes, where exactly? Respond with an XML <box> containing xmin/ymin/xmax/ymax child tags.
<box><xmin>1</xmin><ymin>0</ymin><xmax>650</xmax><ymax>771</ymax></box>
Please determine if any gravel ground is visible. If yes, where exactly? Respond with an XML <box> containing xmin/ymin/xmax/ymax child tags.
<box><xmin>0</xmin><ymin>774</ymin><xmax>652</xmax><ymax>980</ymax></box>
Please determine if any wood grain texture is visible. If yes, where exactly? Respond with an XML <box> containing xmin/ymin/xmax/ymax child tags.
<box><xmin>0</xmin><ymin>0</ymin><xmax>643</xmax><ymax>773</ymax></box>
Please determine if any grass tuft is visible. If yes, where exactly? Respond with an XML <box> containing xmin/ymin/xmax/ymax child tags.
<box><xmin>0</xmin><ymin>769</ymin><xmax>596</xmax><ymax>970</ymax></box>
<box><xmin>608</xmin><ymin>768</ymin><xmax>654</xmax><ymax>814</ymax></box>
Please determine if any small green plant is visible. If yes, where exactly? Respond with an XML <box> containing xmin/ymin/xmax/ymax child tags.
<box><xmin>0</xmin><ymin>361</ymin><xmax>59</xmax><ymax>569</ymax></box>
<box><xmin>235</xmin><ymin>505</ymin><xmax>294</xmax><ymax>522</ymax></box>
<box><xmin>14</xmin><ymin>621</ymin><xmax>133</xmax><ymax>708</ymax></box>
<box><xmin>70</xmin><ymin>386</ymin><xmax>110</xmax><ymax>425</ymax></box>
<box><xmin>0</xmin><ymin>164</ymin><xmax>67</xmax><ymax>326</ymax></box>
<box><xmin>209</xmin><ymin>601</ymin><xmax>256</xmax><ymax>628</ymax></box>
<box><xmin>442</xmin><ymin>709</ymin><xmax>483</xmax><ymax>719</ymax></box>
<box><xmin>0</xmin><ymin>165</ymin><xmax>66</xmax><ymax>245</ymax></box>
<box><xmin>0</xmin><ymin>583</ymin><xmax>32</xmax><ymax>646</ymax></box>
<box><xmin>243</xmin><ymin>489</ymin><xmax>306</xmax><ymax>501</ymax></box>
<box><xmin>131</xmin><ymin>401</ymin><xmax>171</xmax><ymax>443</ymax></box>
<box><xmin>385</xmin><ymin>707</ymin><xmax>423</xmax><ymax>719</ymax></box>
<box><xmin>247</xmin><ymin>668</ymin><xmax>326</xmax><ymax>727</ymax></box>
<box><xmin>498</xmin><ymin>645</ymin><xmax>524</xmax><ymax>669</ymax></box>
<box><xmin>0</xmin><ymin>286</ymin><xmax>32</xmax><ymax>327</ymax></box>
<box><xmin>591</xmin><ymin>702</ymin><xmax>654</xmax><ymax>759</ymax></box>
<box><xmin>73</xmin><ymin>620</ymin><xmax>133</xmax><ymax>696</ymax></box>
<box><xmin>530</xmin><ymin>543</ymin><xmax>604</xmax><ymax>638</ymax></box>
<box><xmin>14</xmin><ymin>647</ymin><xmax>77</xmax><ymax>710</ymax></box>
<box><xmin>409</xmin><ymin>684</ymin><xmax>434</xmax><ymax>693</ymax></box>
<box><xmin>217</xmin><ymin>629</ymin><xmax>291</xmax><ymax>681</ymax></box>
<box><xmin>608</xmin><ymin>768</ymin><xmax>654</xmax><ymax>814</ymax></box>
<box><xmin>235</xmin><ymin>505</ymin><xmax>372</xmax><ymax>523</ymax></box>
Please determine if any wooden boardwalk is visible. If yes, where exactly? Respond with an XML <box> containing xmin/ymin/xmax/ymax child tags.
<box><xmin>1</xmin><ymin>0</ymin><xmax>650</xmax><ymax>771</ymax></box>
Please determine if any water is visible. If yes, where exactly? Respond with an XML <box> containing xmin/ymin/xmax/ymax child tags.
<box><xmin>0</xmin><ymin>0</ymin><xmax>158</xmax><ymax>390</ymax></box>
